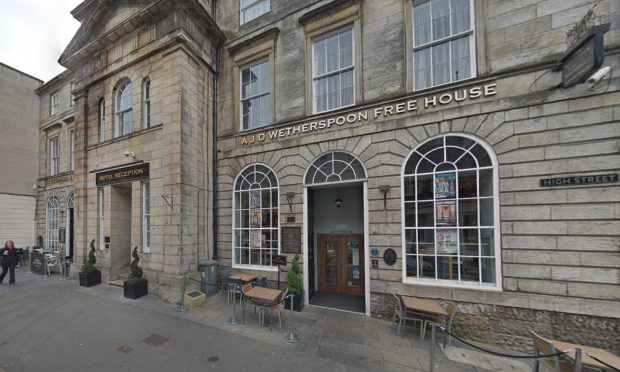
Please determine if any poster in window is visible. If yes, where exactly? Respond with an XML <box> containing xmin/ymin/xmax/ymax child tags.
<box><xmin>250</xmin><ymin>229</ymin><xmax>261</xmax><ymax>249</ymax></box>
<box><xmin>436</xmin><ymin>229</ymin><xmax>458</xmax><ymax>254</ymax></box>
<box><xmin>434</xmin><ymin>172</ymin><xmax>456</xmax><ymax>199</ymax></box>
<box><xmin>435</xmin><ymin>201</ymin><xmax>456</xmax><ymax>226</ymax></box>
<box><xmin>249</xmin><ymin>190</ymin><xmax>261</xmax><ymax>209</ymax></box>
<box><xmin>250</xmin><ymin>210</ymin><xmax>261</xmax><ymax>228</ymax></box>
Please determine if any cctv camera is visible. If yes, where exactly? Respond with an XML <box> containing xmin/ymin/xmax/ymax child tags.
<box><xmin>123</xmin><ymin>150</ymin><xmax>136</xmax><ymax>158</ymax></box>
<box><xmin>587</xmin><ymin>66</ymin><xmax>611</xmax><ymax>88</ymax></box>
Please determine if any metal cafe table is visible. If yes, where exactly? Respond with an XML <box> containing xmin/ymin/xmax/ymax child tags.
<box><xmin>548</xmin><ymin>339</ymin><xmax>620</xmax><ymax>371</ymax></box>
<box><xmin>242</xmin><ymin>286</ymin><xmax>283</xmax><ymax>327</ymax></box>
<box><xmin>400</xmin><ymin>296</ymin><xmax>448</xmax><ymax>332</ymax></box>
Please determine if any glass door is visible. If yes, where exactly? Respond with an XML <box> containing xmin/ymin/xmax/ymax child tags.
<box><xmin>318</xmin><ymin>234</ymin><xmax>364</xmax><ymax>295</ymax></box>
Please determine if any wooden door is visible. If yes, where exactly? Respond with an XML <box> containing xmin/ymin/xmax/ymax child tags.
<box><xmin>318</xmin><ymin>234</ymin><xmax>364</xmax><ymax>296</ymax></box>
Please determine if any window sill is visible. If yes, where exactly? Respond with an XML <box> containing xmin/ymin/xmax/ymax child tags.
<box><xmin>314</xmin><ymin>102</ymin><xmax>356</xmax><ymax>116</ymax></box>
<box><xmin>232</xmin><ymin>264</ymin><xmax>278</xmax><ymax>272</ymax></box>
<box><xmin>402</xmin><ymin>278</ymin><xmax>502</xmax><ymax>292</ymax></box>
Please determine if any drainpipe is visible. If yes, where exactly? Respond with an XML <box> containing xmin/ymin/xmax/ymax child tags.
<box><xmin>211</xmin><ymin>0</ymin><xmax>220</xmax><ymax>261</ymax></box>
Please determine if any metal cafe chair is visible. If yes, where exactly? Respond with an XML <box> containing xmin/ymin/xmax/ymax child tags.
<box><xmin>531</xmin><ymin>331</ymin><xmax>581</xmax><ymax>372</ymax></box>
<box><xmin>45</xmin><ymin>251</ymin><xmax>64</xmax><ymax>276</ymax></box>
<box><xmin>392</xmin><ymin>293</ymin><xmax>431</xmax><ymax>339</ymax></box>
<box><xmin>260</xmin><ymin>288</ymin><xmax>289</xmax><ymax>330</ymax></box>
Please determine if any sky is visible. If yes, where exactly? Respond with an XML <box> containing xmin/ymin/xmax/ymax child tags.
<box><xmin>0</xmin><ymin>0</ymin><xmax>83</xmax><ymax>83</ymax></box>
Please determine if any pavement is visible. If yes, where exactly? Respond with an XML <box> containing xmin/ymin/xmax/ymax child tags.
<box><xmin>0</xmin><ymin>270</ymin><xmax>530</xmax><ymax>371</ymax></box>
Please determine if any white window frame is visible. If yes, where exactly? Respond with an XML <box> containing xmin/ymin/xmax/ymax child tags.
<box><xmin>400</xmin><ymin>134</ymin><xmax>501</xmax><ymax>290</ymax></box>
<box><xmin>412</xmin><ymin>0</ymin><xmax>476</xmax><ymax>91</ymax></box>
<box><xmin>50</xmin><ymin>92</ymin><xmax>58</xmax><ymax>115</ymax></box>
<box><xmin>98</xmin><ymin>187</ymin><xmax>105</xmax><ymax>250</ymax></box>
<box><xmin>311</xmin><ymin>25</ymin><xmax>356</xmax><ymax>114</ymax></box>
<box><xmin>240</xmin><ymin>0</ymin><xmax>270</xmax><ymax>25</ymax></box>
<box><xmin>49</xmin><ymin>137</ymin><xmax>59</xmax><ymax>176</ymax></box>
<box><xmin>114</xmin><ymin>80</ymin><xmax>133</xmax><ymax>137</ymax></box>
<box><xmin>239</xmin><ymin>59</ymin><xmax>271</xmax><ymax>131</ymax></box>
<box><xmin>98</xmin><ymin>98</ymin><xmax>105</xmax><ymax>143</ymax></box>
<box><xmin>142</xmin><ymin>181</ymin><xmax>151</xmax><ymax>253</ymax></box>
<box><xmin>232</xmin><ymin>164</ymin><xmax>280</xmax><ymax>272</ymax></box>
<box><xmin>46</xmin><ymin>196</ymin><xmax>59</xmax><ymax>251</ymax></box>
<box><xmin>69</xmin><ymin>129</ymin><xmax>75</xmax><ymax>171</ymax></box>
<box><xmin>142</xmin><ymin>79</ymin><xmax>151</xmax><ymax>129</ymax></box>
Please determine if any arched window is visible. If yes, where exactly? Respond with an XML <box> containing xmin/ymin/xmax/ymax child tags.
<box><xmin>98</xmin><ymin>98</ymin><xmax>105</xmax><ymax>142</ymax></box>
<box><xmin>304</xmin><ymin>152</ymin><xmax>366</xmax><ymax>186</ymax></box>
<box><xmin>233</xmin><ymin>164</ymin><xmax>279</xmax><ymax>269</ymax></box>
<box><xmin>402</xmin><ymin>135</ymin><xmax>500</xmax><ymax>288</ymax></box>
<box><xmin>115</xmin><ymin>80</ymin><xmax>132</xmax><ymax>137</ymax></box>
<box><xmin>46</xmin><ymin>196</ymin><xmax>60</xmax><ymax>251</ymax></box>
<box><xmin>142</xmin><ymin>78</ymin><xmax>151</xmax><ymax>129</ymax></box>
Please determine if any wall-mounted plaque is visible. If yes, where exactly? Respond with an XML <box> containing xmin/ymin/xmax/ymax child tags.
<box><xmin>281</xmin><ymin>226</ymin><xmax>301</xmax><ymax>254</ymax></box>
<box><xmin>272</xmin><ymin>254</ymin><xmax>287</xmax><ymax>266</ymax></box>
<box><xmin>383</xmin><ymin>248</ymin><xmax>397</xmax><ymax>266</ymax></box>
<box><xmin>540</xmin><ymin>174</ymin><xmax>618</xmax><ymax>187</ymax></box>
<box><xmin>561</xmin><ymin>24</ymin><xmax>609</xmax><ymax>88</ymax></box>
<box><xmin>96</xmin><ymin>163</ymin><xmax>149</xmax><ymax>186</ymax></box>
<box><xmin>371</xmin><ymin>259</ymin><xmax>379</xmax><ymax>269</ymax></box>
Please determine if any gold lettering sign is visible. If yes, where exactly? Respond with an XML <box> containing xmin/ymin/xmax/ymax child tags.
<box><xmin>240</xmin><ymin>83</ymin><xmax>497</xmax><ymax>146</ymax></box>
<box><xmin>45</xmin><ymin>174</ymin><xmax>73</xmax><ymax>187</ymax></box>
<box><xmin>96</xmin><ymin>163</ymin><xmax>149</xmax><ymax>186</ymax></box>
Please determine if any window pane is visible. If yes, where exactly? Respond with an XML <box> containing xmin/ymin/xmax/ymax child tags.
<box><xmin>480</xmin><ymin>229</ymin><xmax>494</xmax><ymax>256</ymax></box>
<box><xmin>459</xmin><ymin>228</ymin><xmax>478</xmax><ymax>256</ymax></box>
<box><xmin>417</xmin><ymin>174</ymin><xmax>433</xmax><ymax>200</ymax></box>
<box><xmin>404</xmin><ymin>177</ymin><xmax>416</xmax><ymax>201</ymax></box>
<box><xmin>420</xmin><ymin>256</ymin><xmax>435</xmax><ymax>279</ymax></box>
<box><xmin>481</xmin><ymin>258</ymin><xmax>495</xmax><ymax>283</ymax></box>
<box><xmin>406</xmin><ymin>255</ymin><xmax>418</xmax><ymax>277</ymax></box>
<box><xmin>461</xmin><ymin>257</ymin><xmax>480</xmax><ymax>282</ymax></box>
<box><xmin>480</xmin><ymin>198</ymin><xmax>494</xmax><ymax>226</ymax></box>
<box><xmin>339</xmin><ymin>29</ymin><xmax>353</xmax><ymax>68</ymax></box>
<box><xmin>458</xmin><ymin>199</ymin><xmax>477</xmax><ymax>226</ymax></box>
<box><xmin>405</xmin><ymin>230</ymin><xmax>416</xmax><ymax>254</ymax></box>
<box><xmin>418</xmin><ymin>229</ymin><xmax>435</xmax><ymax>254</ymax></box>
<box><xmin>431</xmin><ymin>0</ymin><xmax>450</xmax><ymax>40</ymax></box>
<box><xmin>458</xmin><ymin>170</ymin><xmax>477</xmax><ymax>198</ymax></box>
<box><xmin>405</xmin><ymin>203</ymin><xmax>416</xmax><ymax>227</ymax></box>
<box><xmin>451</xmin><ymin>36</ymin><xmax>471</xmax><ymax>81</ymax></box>
<box><xmin>417</xmin><ymin>202</ymin><xmax>434</xmax><ymax>227</ymax></box>
<box><xmin>479</xmin><ymin>169</ymin><xmax>493</xmax><ymax>196</ymax></box>
<box><xmin>414</xmin><ymin>48</ymin><xmax>431</xmax><ymax>90</ymax></box>
<box><xmin>413</xmin><ymin>2</ymin><xmax>431</xmax><ymax>46</ymax></box>
<box><xmin>314</xmin><ymin>40</ymin><xmax>326</xmax><ymax>76</ymax></box>
<box><xmin>326</xmin><ymin>34</ymin><xmax>339</xmax><ymax>73</ymax></box>
<box><xmin>437</xmin><ymin>256</ymin><xmax>456</xmax><ymax>279</ymax></box>
<box><xmin>432</xmin><ymin>42</ymin><xmax>450</xmax><ymax>86</ymax></box>
<box><xmin>341</xmin><ymin>70</ymin><xmax>354</xmax><ymax>106</ymax></box>
<box><xmin>450</xmin><ymin>0</ymin><xmax>470</xmax><ymax>34</ymax></box>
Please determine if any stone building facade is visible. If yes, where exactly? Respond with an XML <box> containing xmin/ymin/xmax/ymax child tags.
<box><xmin>34</xmin><ymin>0</ymin><xmax>620</xmax><ymax>353</ymax></box>
<box><xmin>0</xmin><ymin>63</ymin><xmax>41</xmax><ymax>248</ymax></box>
<box><xmin>214</xmin><ymin>0</ymin><xmax>620</xmax><ymax>353</ymax></box>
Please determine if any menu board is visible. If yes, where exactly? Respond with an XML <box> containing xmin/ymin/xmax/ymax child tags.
<box><xmin>435</xmin><ymin>172</ymin><xmax>456</xmax><ymax>199</ymax></box>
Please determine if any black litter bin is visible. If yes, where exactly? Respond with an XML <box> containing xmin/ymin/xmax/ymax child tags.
<box><xmin>198</xmin><ymin>260</ymin><xmax>218</xmax><ymax>296</ymax></box>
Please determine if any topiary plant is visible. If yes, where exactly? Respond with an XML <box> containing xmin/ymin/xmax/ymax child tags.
<box><xmin>287</xmin><ymin>253</ymin><xmax>303</xmax><ymax>294</ymax></box>
<box><xmin>127</xmin><ymin>246</ymin><xmax>144</xmax><ymax>284</ymax></box>
<box><xmin>82</xmin><ymin>239</ymin><xmax>98</xmax><ymax>273</ymax></box>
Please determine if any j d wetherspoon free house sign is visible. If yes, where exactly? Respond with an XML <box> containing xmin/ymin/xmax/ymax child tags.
<box><xmin>240</xmin><ymin>83</ymin><xmax>498</xmax><ymax>146</ymax></box>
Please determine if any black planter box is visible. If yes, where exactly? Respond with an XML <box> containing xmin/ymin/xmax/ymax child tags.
<box><xmin>123</xmin><ymin>279</ymin><xmax>148</xmax><ymax>299</ymax></box>
<box><xmin>284</xmin><ymin>290</ymin><xmax>304</xmax><ymax>312</ymax></box>
<box><xmin>79</xmin><ymin>270</ymin><xmax>101</xmax><ymax>287</ymax></box>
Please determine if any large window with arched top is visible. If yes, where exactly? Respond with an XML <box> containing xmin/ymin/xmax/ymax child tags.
<box><xmin>402</xmin><ymin>135</ymin><xmax>500</xmax><ymax>288</ymax></box>
<box><xmin>46</xmin><ymin>196</ymin><xmax>59</xmax><ymax>251</ymax></box>
<box><xmin>115</xmin><ymin>80</ymin><xmax>132</xmax><ymax>137</ymax></box>
<box><xmin>304</xmin><ymin>152</ymin><xmax>366</xmax><ymax>186</ymax></box>
<box><xmin>233</xmin><ymin>164</ymin><xmax>279</xmax><ymax>269</ymax></box>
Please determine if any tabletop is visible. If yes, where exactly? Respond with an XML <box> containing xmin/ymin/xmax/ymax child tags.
<box><xmin>401</xmin><ymin>296</ymin><xmax>448</xmax><ymax>316</ymax></box>
<box><xmin>230</xmin><ymin>273</ymin><xmax>257</xmax><ymax>282</ymax></box>
<box><xmin>244</xmin><ymin>287</ymin><xmax>282</xmax><ymax>302</ymax></box>
<box><xmin>550</xmin><ymin>339</ymin><xmax>620</xmax><ymax>370</ymax></box>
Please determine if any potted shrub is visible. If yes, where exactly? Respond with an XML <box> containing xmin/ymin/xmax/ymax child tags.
<box><xmin>285</xmin><ymin>254</ymin><xmax>304</xmax><ymax>312</ymax></box>
<box><xmin>123</xmin><ymin>247</ymin><xmax>148</xmax><ymax>299</ymax></box>
<box><xmin>79</xmin><ymin>240</ymin><xmax>101</xmax><ymax>287</ymax></box>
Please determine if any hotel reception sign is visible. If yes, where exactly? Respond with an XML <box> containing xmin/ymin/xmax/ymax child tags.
<box><xmin>240</xmin><ymin>83</ymin><xmax>497</xmax><ymax>146</ymax></box>
<box><xmin>96</xmin><ymin>163</ymin><xmax>149</xmax><ymax>186</ymax></box>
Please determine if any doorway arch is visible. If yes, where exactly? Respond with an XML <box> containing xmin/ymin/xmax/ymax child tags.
<box><xmin>303</xmin><ymin>151</ymin><xmax>370</xmax><ymax>315</ymax></box>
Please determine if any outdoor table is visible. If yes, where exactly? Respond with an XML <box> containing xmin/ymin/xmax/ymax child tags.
<box><xmin>230</xmin><ymin>273</ymin><xmax>257</xmax><ymax>282</ymax></box>
<box><xmin>400</xmin><ymin>296</ymin><xmax>448</xmax><ymax>337</ymax></box>
<box><xmin>549</xmin><ymin>339</ymin><xmax>620</xmax><ymax>371</ymax></box>
<box><xmin>242</xmin><ymin>287</ymin><xmax>283</xmax><ymax>326</ymax></box>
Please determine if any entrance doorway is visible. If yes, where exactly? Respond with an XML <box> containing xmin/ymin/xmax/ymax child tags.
<box><xmin>66</xmin><ymin>194</ymin><xmax>74</xmax><ymax>260</ymax></box>
<box><xmin>308</xmin><ymin>184</ymin><xmax>365</xmax><ymax>313</ymax></box>
<box><xmin>109</xmin><ymin>183</ymin><xmax>132</xmax><ymax>280</ymax></box>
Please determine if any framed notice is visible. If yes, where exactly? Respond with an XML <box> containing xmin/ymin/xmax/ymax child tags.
<box><xmin>435</xmin><ymin>201</ymin><xmax>456</xmax><ymax>226</ymax></box>
<box><xmin>281</xmin><ymin>226</ymin><xmax>301</xmax><ymax>254</ymax></box>
<box><xmin>436</xmin><ymin>229</ymin><xmax>458</xmax><ymax>254</ymax></box>
<box><xmin>435</xmin><ymin>172</ymin><xmax>456</xmax><ymax>199</ymax></box>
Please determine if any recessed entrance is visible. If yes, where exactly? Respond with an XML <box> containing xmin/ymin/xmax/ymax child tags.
<box><xmin>109</xmin><ymin>183</ymin><xmax>132</xmax><ymax>280</ymax></box>
<box><xmin>308</xmin><ymin>185</ymin><xmax>365</xmax><ymax>313</ymax></box>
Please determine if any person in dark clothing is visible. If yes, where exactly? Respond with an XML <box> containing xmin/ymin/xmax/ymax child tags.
<box><xmin>1</xmin><ymin>240</ymin><xmax>18</xmax><ymax>285</ymax></box>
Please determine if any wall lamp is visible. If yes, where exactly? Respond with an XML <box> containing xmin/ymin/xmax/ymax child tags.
<box><xmin>286</xmin><ymin>192</ymin><xmax>295</xmax><ymax>213</ymax></box>
<box><xmin>379</xmin><ymin>185</ymin><xmax>391</xmax><ymax>210</ymax></box>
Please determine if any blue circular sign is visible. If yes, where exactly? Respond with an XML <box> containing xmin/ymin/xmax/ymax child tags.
<box><xmin>370</xmin><ymin>248</ymin><xmax>379</xmax><ymax>256</ymax></box>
